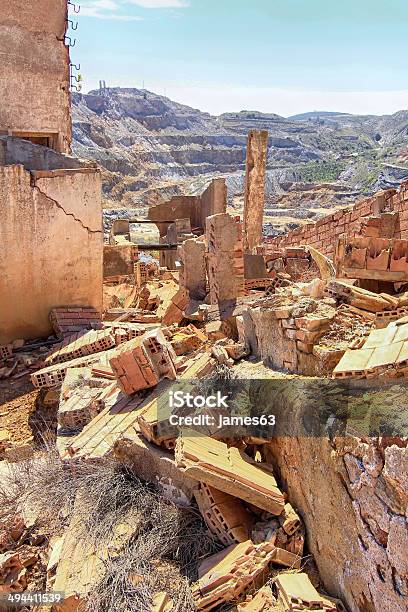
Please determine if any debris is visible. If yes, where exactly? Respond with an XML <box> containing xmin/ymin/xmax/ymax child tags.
<box><xmin>278</xmin><ymin>503</ymin><xmax>302</xmax><ymax>536</ymax></box>
<box><xmin>333</xmin><ymin>319</ymin><xmax>408</xmax><ymax>379</ymax></box>
<box><xmin>324</xmin><ymin>281</ymin><xmax>392</xmax><ymax>313</ymax></box>
<box><xmin>275</xmin><ymin>571</ymin><xmax>339</xmax><ymax>611</ymax></box>
<box><xmin>45</xmin><ymin>328</ymin><xmax>116</xmax><ymax>365</ymax></box>
<box><xmin>108</xmin><ymin>329</ymin><xmax>176</xmax><ymax>396</ymax></box>
<box><xmin>192</xmin><ymin>540</ymin><xmax>300</xmax><ymax>610</ymax></box>
<box><xmin>237</xmin><ymin>584</ymin><xmax>277</xmax><ymax>611</ymax></box>
<box><xmin>175</xmin><ymin>436</ymin><xmax>285</xmax><ymax>514</ymax></box>
<box><xmin>170</xmin><ymin>325</ymin><xmax>207</xmax><ymax>356</ymax></box>
<box><xmin>31</xmin><ymin>350</ymin><xmax>115</xmax><ymax>388</ymax></box>
<box><xmin>194</xmin><ymin>483</ymin><xmax>255</xmax><ymax>545</ymax></box>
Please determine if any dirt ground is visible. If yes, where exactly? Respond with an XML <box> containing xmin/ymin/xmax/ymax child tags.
<box><xmin>0</xmin><ymin>375</ymin><xmax>56</xmax><ymax>455</ymax></box>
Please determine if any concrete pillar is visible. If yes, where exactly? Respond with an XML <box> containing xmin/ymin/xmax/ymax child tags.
<box><xmin>212</xmin><ymin>178</ymin><xmax>228</xmax><ymax>215</ymax></box>
<box><xmin>179</xmin><ymin>238</ymin><xmax>207</xmax><ymax>300</ymax></box>
<box><xmin>243</xmin><ymin>130</ymin><xmax>268</xmax><ymax>252</ymax></box>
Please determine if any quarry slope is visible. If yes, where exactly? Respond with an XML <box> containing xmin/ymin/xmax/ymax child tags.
<box><xmin>72</xmin><ymin>88</ymin><xmax>408</xmax><ymax>231</ymax></box>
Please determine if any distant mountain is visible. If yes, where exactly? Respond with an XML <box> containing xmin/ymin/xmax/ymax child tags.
<box><xmin>289</xmin><ymin>111</ymin><xmax>352</xmax><ymax>120</ymax></box>
<box><xmin>71</xmin><ymin>88</ymin><xmax>408</xmax><ymax>216</ymax></box>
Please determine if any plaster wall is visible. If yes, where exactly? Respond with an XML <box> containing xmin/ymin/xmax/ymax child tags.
<box><xmin>0</xmin><ymin>165</ymin><xmax>103</xmax><ymax>342</ymax></box>
<box><xmin>0</xmin><ymin>0</ymin><xmax>71</xmax><ymax>153</ymax></box>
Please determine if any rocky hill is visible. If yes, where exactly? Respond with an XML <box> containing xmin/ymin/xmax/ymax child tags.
<box><xmin>72</xmin><ymin>88</ymin><xmax>408</xmax><ymax>229</ymax></box>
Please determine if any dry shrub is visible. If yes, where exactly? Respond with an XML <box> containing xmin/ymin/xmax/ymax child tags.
<box><xmin>0</xmin><ymin>448</ymin><xmax>219</xmax><ymax>611</ymax></box>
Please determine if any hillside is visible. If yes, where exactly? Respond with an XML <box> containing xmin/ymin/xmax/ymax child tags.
<box><xmin>72</xmin><ymin>88</ymin><xmax>408</xmax><ymax>229</ymax></box>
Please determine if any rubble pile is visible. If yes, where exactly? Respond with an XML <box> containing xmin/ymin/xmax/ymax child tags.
<box><xmin>2</xmin><ymin>6</ymin><xmax>407</xmax><ymax>608</ymax></box>
<box><xmin>3</xmin><ymin>111</ymin><xmax>408</xmax><ymax>610</ymax></box>
<box><xmin>0</xmin><ymin>513</ymin><xmax>48</xmax><ymax>595</ymax></box>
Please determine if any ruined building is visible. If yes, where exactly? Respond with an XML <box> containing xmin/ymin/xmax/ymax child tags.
<box><xmin>0</xmin><ymin>0</ymin><xmax>103</xmax><ymax>343</ymax></box>
<box><xmin>1</xmin><ymin>4</ymin><xmax>407</xmax><ymax>611</ymax></box>
<box><xmin>0</xmin><ymin>0</ymin><xmax>71</xmax><ymax>153</ymax></box>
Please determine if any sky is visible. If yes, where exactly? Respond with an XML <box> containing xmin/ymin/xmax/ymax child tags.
<box><xmin>69</xmin><ymin>0</ymin><xmax>408</xmax><ymax>117</ymax></box>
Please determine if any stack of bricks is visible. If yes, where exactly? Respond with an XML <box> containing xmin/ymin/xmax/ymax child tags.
<box><xmin>243</xmin><ymin>302</ymin><xmax>341</xmax><ymax>376</ymax></box>
<box><xmin>206</xmin><ymin>213</ymin><xmax>245</xmax><ymax>304</ymax></box>
<box><xmin>109</xmin><ymin>330</ymin><xmax>176</xmax><ymax>395</ymax></box>
<box><xmin>264</xmin><ymin>188</ymin><xmax>397</xmax><ymax>257</ymax></box>
<box><xmin>282</xmin><ymin>314</ymin><xmax>334</xmax><ymax>358</ymax></box>
<box><xmin>45</xmin><ymin>329</ymin><xmax>116</xmax><ymax>365</ymax></box>
<box><xmin>50</xmin><ymin>307</ymin><xmax>102</xmax><ymax>339</ymax></box>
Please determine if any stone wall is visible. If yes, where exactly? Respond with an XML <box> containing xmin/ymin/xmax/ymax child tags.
<box><xmin>265</xmin><ymin>185</ymin><xmax>408</xmax><ymax>257</ymax></box>
<box><xmin>0</xmin><ymin>164</ymin><xmax>103</xmax><ymax>343</ymax></box>
<box><xmin>265</xmin><ymin>433</ymin><xmax>408</xmax><ymax>612</ymax></box>
<box><xmin>0</xmin><ymin>0</ymin><xmax>71</xmax><ymax>153</ymax></box>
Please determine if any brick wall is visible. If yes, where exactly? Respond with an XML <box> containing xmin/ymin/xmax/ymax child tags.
<box><xmin>390</xmin><ymin>181</ymin><xmax>408</xmax><ymax>238</ymax></box>
<box><xmin>265</xmin><ymin>182</ymin><xmax>408</xmax><ymax>256</ymax></box>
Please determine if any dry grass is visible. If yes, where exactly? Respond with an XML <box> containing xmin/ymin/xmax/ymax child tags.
<box><xmin>0</xmin><ymin>448</ymin><xmax>218</xmax><ymax>611</ymax></box>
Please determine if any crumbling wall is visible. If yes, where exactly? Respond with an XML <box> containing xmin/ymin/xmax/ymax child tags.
<box><xmin>0</xmin><ymin>165</ymin><xmax>103</xmax><ymax>343</ymax></box>
<box><xmin>178</xmin><ymin>238</ymin><xmax>207</xmax><ymax>299</ymax></box>
<box><xmin>0</xmin><ymin>0</ymin><xmax>71</xmax><ymax>153</ymax></box>
<box><xmin>148</xmin><ymin>196</ymin><xmax>197</xmax><ymax>237</ymax></box>
<box><xmin>199</xmin><ymin>178</ymin><xmax>227</xmax><ymax>228</ymax></box>
<box><xmin>391</xmin><ymin>181</ymin><xmax>408</xmax><ymax>239</ymax></box>
<box><xmin>206</xmin><ymin>213</ymin><xmax>245</xmax><ymax>304</ymax></box>
<box><xmin>147</xmin><ymin>178</ymin><xmax>227</xmax><ymax>237</ymax></box>
<box><xmin>265</xmin><ymin>435</ymin><xmax>408</xmax><ymax>612</ymax></box>
<box><xmin>266</xmin><ymin>189</ymin><xmax>399</xmax><ymax>257</ymax></box>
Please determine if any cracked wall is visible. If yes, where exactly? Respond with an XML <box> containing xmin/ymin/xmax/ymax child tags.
<box><xmin>0</xmin><ymin>164</ymin><xmax>103</xmax><ymax>343</ymax></box>
<box><xmin>0</xmin><ymin>0</ymin><xmax>71</xmax><ymax>153</ymax></box>
<box><xmin>262</xmin><ymin>412</ymin><xmax>408</xmax><ymax>611</ymax></box>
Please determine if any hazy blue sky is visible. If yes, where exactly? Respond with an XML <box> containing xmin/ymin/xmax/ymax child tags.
<box><xmin>69</xmin><ymin>0</ymin><xmax>408</xmax><ymax>116</ymax></box>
